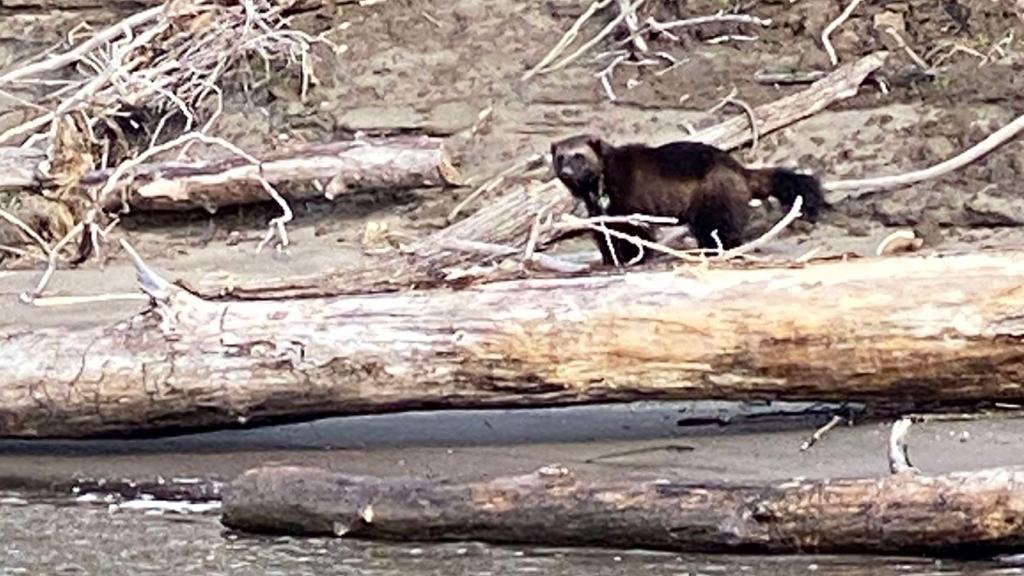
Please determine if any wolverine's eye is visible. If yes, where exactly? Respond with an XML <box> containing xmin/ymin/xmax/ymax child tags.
<box><xmin>572</xmin><ymin>152</ymin><xmax>585</xmax><ymax>162</ymax></box>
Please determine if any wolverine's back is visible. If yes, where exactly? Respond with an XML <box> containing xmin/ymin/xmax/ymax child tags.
<box><xmin>600</xmin><ymin>140</ymin><xmax>748</xmax><ymax>217</ymax></box>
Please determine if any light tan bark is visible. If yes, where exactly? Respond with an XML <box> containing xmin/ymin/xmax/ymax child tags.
<box><xmin>0</xmin><ymin>136</ymin><xmax>458</xmax><ymax>212</ymax></box>
<box><xmin>3</xmin><ymin>247</ymin><xmax>1024</xmax><ymax>438</ymax></box>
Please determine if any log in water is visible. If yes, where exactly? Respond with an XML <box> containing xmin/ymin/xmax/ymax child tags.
<box><xmin>221</xmin><ymin>464</ymin><xmax>1024</xmax><ymax>555</ymax></box>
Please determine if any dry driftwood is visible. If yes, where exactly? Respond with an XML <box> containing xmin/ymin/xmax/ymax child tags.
<box><xmin>4</xmin><ymin>245</ymin><xmax>1024</xmax><ymax>438</ymax></box>
<box><xmin>0</xmin><ymin>0</ymin><xmax>350</xmax><ymax>9</ymax></box>
<box><xmin>94</xmin><ymin>135</ymin><xmax>459</xmax><ymax>212</ymax></box>
<box><xmin>199</xmin><ymin>178</ymin><xmax>572</xmax><ymax>299</ymax></box>
<box><xmin>0</xmin><ymin>136</ymin><xmax>458</xmax><ymax>212</ymax></box>
<box><xmin>221</xmin><ymin>464</ymin><xmax>1024</xmax><ymax>555</ymax></box>
<box><xmin>202</xmin><ymin>51</ymin><xmax>889</xmax><ymax>299</ymax></box>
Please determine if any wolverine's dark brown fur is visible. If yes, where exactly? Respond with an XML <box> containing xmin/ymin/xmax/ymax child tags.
<box><xmin>551</xmin><ymin>134</ymin><xmax>827</xmax><ymax>266</ymax></box>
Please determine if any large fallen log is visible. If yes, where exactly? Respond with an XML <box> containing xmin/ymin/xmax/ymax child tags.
<box><xmin>221</xmin><ymin>464</ymin><xmax>1024</xmax><ymax>555</ymax></box>
<box><xmin>201</xmin><ymin>52</ymin><xmax>890</xmax><ymax>299</ymax></box>
<box><xmin>4</xmin><ymin>244</ymin><xmax>1024</xmax><ymax>438</ymax></box>
<box><xmin>0</xmin><ymin>135</ymin><xmax>459</xmax><ymax>212</ymax></box>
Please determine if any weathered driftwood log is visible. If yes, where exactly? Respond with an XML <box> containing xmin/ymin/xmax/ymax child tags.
<box><xmin>0</xmin><ymin>136</ymin><xmax>458</xmax><ymax>211</ymax></box>
<box><xmin>202</xmin><ymin>52</ymin><xmax>890</xmax><ymax>299</ymax></box>
<box><xmin>4</xmin><ymin>245</ymin><xmax>1024</xmax><ymax>438</ymax></box>
<box><xmin>0</xmin><ymin>0</ymin><xmax>351</xmax><ymax>10</ymax></box>
<box><xmin>196</xmin><ymin>178</ymin><xmax>577</xmax><ymax>299</ymax></box>
<box><xmin>100</xmin><ymin>135</ymin><xmax>459</xmax><ymax>212</ymax></box>
<box><xmin>221</xmin><ymin>464</ymin><xmax>1024</xmax><ymax>555</ymax></box>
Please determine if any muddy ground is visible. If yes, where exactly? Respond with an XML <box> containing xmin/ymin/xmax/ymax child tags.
<box><xmin>1</xmin><ymin>0</ymin><xmax>1024</xmax><ymax>573</ymax></box>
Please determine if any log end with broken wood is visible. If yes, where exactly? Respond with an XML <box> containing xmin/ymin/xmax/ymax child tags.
<box><xmin>221</xmin><ymin>463</ymin><xmax>1024</xmax><ymax>555</ymax></box>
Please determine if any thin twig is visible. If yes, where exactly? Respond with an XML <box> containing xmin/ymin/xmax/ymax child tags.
<box><xmin>875</xmin><ymin>229</ymin><xmax>921</xmax><ymax>256</ymax></box>
<box><xmin>647</xmin><ymin>12</ymin><xmax>771</xmax><ymax>33</ymax></box>
<box><xmin>710</xmin><ymin>230</ymin><xmax>724</xmax><ymax>253</ymax></box>
<box><xmin>821</xmin><ymin>0</ymin><xmax>864</xmax><ymax>66</ymax></box>
<box><xmin>720</xmin><ymin>195</ymin><xmax>803</xmax><ymax>259</ymax></box>
<box><xmin>930</xmin><ymin>43</ymin><xmax>988</xmax><ymax>67</ymax></box>
<box><xmin>706</xmin><ymin>86</ymin><xmax>738</xmax><ymax>115</ymax></box>
<box><xmin>524</xmin><ymin>197</ymin><xmax>561</xmax><ymax>260</ymax></box>
<box><xmin>19</xmin><ymin>221</ymin><xmax>85</xmax><ymax>304</ymax></box>
<box><xmin>119</xmin><ymin>237</ymin><xmax>172</xmax><ymax>302</ymax></box>
<box><xmin>800</xmin><ymin>415</ymin><xmax>844</xmax><ymax>451</ymax></box>
<box><xmin>596</xmin><ymin>222</ymin><xmax>623</xmax><ymax>267</ymax></box>
<box><xmin>888</xmin><ymin>417</ymin><xmax>918</xmax><ymax>475</ymax></box>
<box><xmin>706</xmin><ymin>34</ymin><xmax>758</xmax><ymax>44</ymax></box>
<box><xmin>617</xmin><ymin>0</ymin><xmax>649</xmax><ymax>53</ymax></box>
<box><xmin>542</xmin><ymin>0</ymin><xmax>647</xmax><ymax>76</ymax></box>
<box><xmin>826</xmin><ymin>112</ymin><xmax>1024</xmax><ymax>197</ymax></box>
<box><xmin>522</xmin><ymin>0</ymin><xmax>614</xmax><ymax>80</ymax></box>
<box><xmin>0</xmin><ymin>244</ymin><xmax>47</xmax><ymax>262</ymax></box>
<box><xmin>0</xmin><ymin>6</ymin><xmax>163</xmax><ymax>85</ymax></box>
<box><xmin>878</xmin><ymin>26</ymin><xmax>931</xmax><ymax>71</ymax></box>
<box><xmin>754</xmin><ymin>69</ymin><xmax>826</xmax><ymax>85</ymax></box>
<box><xmin>0</xmin><ymin>207</ymin><xmax>54</xmax><ymax>258</ymax></box>
<box><xmin>724</xmin><ymin>94</ymin><xmax>759</xmax><ymax>149</ymax></box>
<box><xmin>557</xmin><ymin>214</ymin><xmax>700</xmax><ymax>262</ymax></box>
<box><xmin>255</xmin><ymin>177</ymin><xmax>293</xmax><ymax>252</ymax></box>
<box><xmin>596</xmin><ymin>52</ymin><xmax>629</xmax><ymax>100</ymax></box>
<box><xmin>27</xmin><ymin>293</ymin><xmax>151</xmax><ymax>307</ymax></box>
<box><xmin>795</xmin><ymin>245</ymin><xmax>822</xmax><ymax>263</ymax></box>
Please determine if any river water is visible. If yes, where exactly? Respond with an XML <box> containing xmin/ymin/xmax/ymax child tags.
<box><xmin>4</xmin><ymin>499</ymin><xmax>1023</xmax><ymax>576</ymax></box>
<box><xmin>3</xmin><ymin>402</ymin><xmax>1024</xmax><ymax>575</ymax></box>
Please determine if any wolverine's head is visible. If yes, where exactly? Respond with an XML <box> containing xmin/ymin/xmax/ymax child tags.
<box><xmin>550</xmin><ymin>134</ymin><xmax>607</xmax><ymax>210</ymax></box>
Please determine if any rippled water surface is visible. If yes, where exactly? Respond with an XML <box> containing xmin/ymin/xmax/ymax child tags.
<box><xmin>3</xmin><ymin>501</ymin><xmax>1023</xmax><ymax>576</ymax></box>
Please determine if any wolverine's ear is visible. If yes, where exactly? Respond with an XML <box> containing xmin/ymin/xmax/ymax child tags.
<box><xmin>586</xmin><ymin>135</ymin><xmax>607</xmax><ymax>155</ymax></box>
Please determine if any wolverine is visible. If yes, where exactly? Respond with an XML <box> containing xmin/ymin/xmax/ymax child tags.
<box><xmin>551</xmin><ymin>134</ymin><xmax>827</xmax><ymax>266</ymax></box>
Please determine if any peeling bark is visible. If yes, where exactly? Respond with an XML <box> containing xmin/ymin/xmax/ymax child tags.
<box><xmin>4</xmin><ymin>247</ymin><xmax>1024</xmax><ymax>438</ymax></box>
<box><xmin>221</xmin><ymin>464</ymin><xmax>1024</xmax><ymax>555</ymax></box>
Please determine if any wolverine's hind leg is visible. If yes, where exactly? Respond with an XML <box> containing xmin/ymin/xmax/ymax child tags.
<box><xmin>688</xmin><ymin>173</ymin><xmax>750</xmax><ymax>250</ymax></box>
<box><xmin>690</xmin><ymin>215</ymin><xmax>744</xmax><ymax>250</ymax></box>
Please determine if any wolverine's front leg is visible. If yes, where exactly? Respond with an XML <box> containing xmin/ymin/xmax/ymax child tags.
<box><xmin>591</xmin><ymin>223</ymin><xmax>654</xmax><ymax>267</ymax></box>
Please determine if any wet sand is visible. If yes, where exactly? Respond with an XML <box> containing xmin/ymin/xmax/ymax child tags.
<box><xmin>1</xmin><ymin>402</ymin><xmax>1023</xmax><ymax>488</ymax></box>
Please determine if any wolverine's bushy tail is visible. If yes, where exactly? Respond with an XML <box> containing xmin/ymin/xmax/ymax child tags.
<box><xmin>749</xmin><ymin>168</ymin><xmax>828</xmax><ymax>222</ymax></box>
